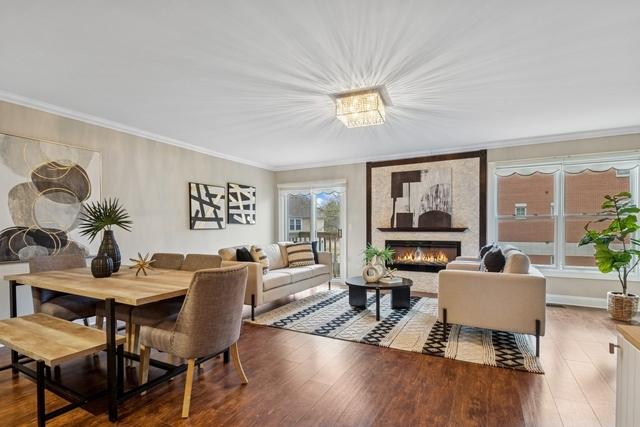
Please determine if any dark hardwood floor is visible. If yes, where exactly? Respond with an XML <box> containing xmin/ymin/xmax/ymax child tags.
<box><xmin>0</xmin><ymin>286</ymin><xmax>634</xmax><ymax>427</ymax></box>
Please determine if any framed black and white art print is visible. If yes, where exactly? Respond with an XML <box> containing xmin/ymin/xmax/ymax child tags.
<box><xmin>227</xmin><ymin>182</ymin><xmax>256</xmax><ymax>224</ymax></box>
<box><xmin>189</xmin><ymin>182</ymin><xmax>226</xmax><ymax>230</ymax></box>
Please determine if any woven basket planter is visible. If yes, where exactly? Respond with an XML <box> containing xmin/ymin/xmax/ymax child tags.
<box><xmin>607</xmin><ymin>291</ymin><xmax>639</xmax><ymax>322</ymax></box>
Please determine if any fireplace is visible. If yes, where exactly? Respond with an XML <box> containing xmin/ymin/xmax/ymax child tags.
<box><xmin>385</xmin><ymin>240</ymin><xmax>461</xmax><ymax>273</ymax></box>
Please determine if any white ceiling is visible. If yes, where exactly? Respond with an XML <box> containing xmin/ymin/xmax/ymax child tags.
<box><xmin>1</xmin><ymin>1</ymin><xmax>639</xmax><ymax>170</ymax></box>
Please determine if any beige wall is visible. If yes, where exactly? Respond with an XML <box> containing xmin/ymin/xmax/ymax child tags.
<box><xmin>0</xmin><ymin>100</ymin><xmax>276</xmax><ymax>318</ymax></box>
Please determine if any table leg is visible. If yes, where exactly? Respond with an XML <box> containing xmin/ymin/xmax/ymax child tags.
<box><xmin>391</xmin><ymin>286</ymin><xmax>411</xmax><ymax>309</ymax></box>
<box><xmin>9</xmin><ymin>281</ymin><xmax>18</xmax><ymax>374</ymax></box>
<box><xmin>117</xmin><ymin>344</ymin><xmax>124</xmax><ymax>397</ymax></box>
<box><xmin>375</xmin><ymin>288</ymin><xmax>380</xmax><ymax>321</ymax></box>
<box><xmin>105</xmin><ymin>298</ymin><xmax>118</xmax><ymax>422</ymax></box>
<box><xmin>348</xmin><ymin>285</ymin><xmax>367</xmax><ymax>308</ymax></box>
<box><xmin>36</xmin><ymin>360</ymin><xmax>45</xmax><ymax>427</ymax></box>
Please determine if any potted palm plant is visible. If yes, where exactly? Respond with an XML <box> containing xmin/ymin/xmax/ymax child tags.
<box><xmin>578</xmin><ymin>191</ymin><xmax>639</xmax><ymax>322</ymax></box>
<box><xmin>78</xmin><ymin>198</ymin><xmax>132</xmax><ymax>273</ymax></box>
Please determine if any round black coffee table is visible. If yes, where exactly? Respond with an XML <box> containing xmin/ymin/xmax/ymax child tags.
<box><xmin>345</xmin><ymin>276</ymin><xmax>413</xmax><ymax>321</ymax></box>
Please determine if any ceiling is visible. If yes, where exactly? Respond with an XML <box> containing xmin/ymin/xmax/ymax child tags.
<box><xmin>1</xmin><ymin>1</ymin><xmax>639</xmax><ymax>170</ymax></box>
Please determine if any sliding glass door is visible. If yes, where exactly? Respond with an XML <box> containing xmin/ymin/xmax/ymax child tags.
<box><xmin>279</xmin><ymin>182</ymin><xmax>346</xmax><ymax>281</ymax></box>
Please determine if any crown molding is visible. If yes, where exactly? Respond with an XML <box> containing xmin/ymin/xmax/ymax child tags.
<box><xmin>2</xmin><ymin>89</ymin><xmax>639</xmax><ymax>173</ymax></box>
<box><xmin>0</xmin><ymin>90</ymin><xmax>274</xmax><ymax>170</ymax></box>
<box><xmin>272</xmin><ymin>125</ymin><xmax>640</xmax><ymax>171</ymax></box>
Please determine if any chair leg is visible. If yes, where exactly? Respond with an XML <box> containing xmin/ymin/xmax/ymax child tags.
<box><xmin>83</xmin><ymin>318</ymin><xmax>89</xmax><ymax>327</ymax></box>
<box><xmin>95</xmin><ymin>315</ymin><xmax>104</xmax><ymax>330</ymax></box>
<box><xmin>138</xmin><ymin>345</ymin><xmax>151</xmax><ymax>386</ymax></box>
<box><xmin>131</xmin><ymin>324</ymin><xmax>141</xmax><ymax>355</ymax></box>
<box><xmin>230</xmin><ymin>341</ymin><xmax>248</xmax><ymax>384</ymax></box>
<box><xmin>250</xmin><ymin>294</ymin><xmax>256</xmax><ymax>321</ymax></box>
<box><xmin>328</xmin><ymin>281</ymin><xmax>331</xmax><ymax>290</ymax></box>
<box><xmin>535</xmin><ymin>319</ymin><xmax>541</xmax><ymax>357</ymax></box>
<box><xmin>182</xmin><ymin>359</ymin><xmax>196</xmax><ymax>418</ymax></box>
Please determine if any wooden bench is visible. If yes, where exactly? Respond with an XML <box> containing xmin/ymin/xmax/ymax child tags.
<box><xmin>0</xmin><ymin>313</ymin><xmax>125</xmax><ymax>426</ymax></box>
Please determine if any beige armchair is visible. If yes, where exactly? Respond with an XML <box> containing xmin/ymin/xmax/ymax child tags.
<box><xmin>29</xmin><ymin>255</ymin><xmax>97</xmax><ymax>323</ymax></box>
<box><xmin>438</xmin><ymin>250</ymin><xmax>546</xmax><ymax>356</ymax></box>
<box><xmin>138</xmin><ymin>264</ymin><xmax>249</xmax><ymax>418</ymax></box>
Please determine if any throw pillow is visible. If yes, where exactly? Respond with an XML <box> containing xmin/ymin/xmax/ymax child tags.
<box><xmin>479</xmin><ymin>243</ymin><xmax>494</xmax><ymax>259</ymax></box>
<box><xmin>481</xmin><ymin>246</ymin><xmax>506</xmax><ymax>272</ymax></box>
<box><xmin>236</xmin><ymin>247</ymin><xmax>253</xmax><ymax>262</ymax></box>
<box><xmin>250</xmin><ymin>245</ymin><xmax>270</xmax><ymax>274</ymax></box>
<box><xmin>286</xmin><ymin>242</ymin><xmax>315</xmax><ymax>267</ymax></box>
<box><xmin>503</xmin><ymin>250</ymin><xmax>530</xmax><ymax>274</ymax></box>
<box><xmin>311</xmin><ymin>241</ymin><xmax>319</xmax><ymax>264</ymax></box>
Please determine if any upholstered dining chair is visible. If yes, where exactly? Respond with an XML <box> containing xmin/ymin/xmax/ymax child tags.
<box><xmin>151</xmin><ymin>253</ymin><xmax>185</xmax><ymax>270</ymax></box>
<box><xmin>138</xmin><ymin>264</ymin><xmax>249</xmax><ymax>418</ymax></box>
<box><xmin>29</xmin><ymin>255</ymin><xmax>97</xmax><ymax>323</ymax></box>
<box><xmin>180</xmin><ymin>254</ymin><xmax>222</xmax><ymax>271</ymax></box>
<box><xmin>95</xmin><ymin>252</ymin><xmax>186</xmax><ymax>351</ymax></box>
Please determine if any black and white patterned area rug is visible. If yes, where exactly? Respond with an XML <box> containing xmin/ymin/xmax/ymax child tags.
<box><xmin>250</xmin><ymin>290</ymin><xmax>543</xmax><ymax>374</ymax></box>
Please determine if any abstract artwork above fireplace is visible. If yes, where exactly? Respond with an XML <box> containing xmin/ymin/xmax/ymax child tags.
<box><xmin>391</xmin><ymin>166</ymin><xmax>452</xmax><ymax>228</ymax></box>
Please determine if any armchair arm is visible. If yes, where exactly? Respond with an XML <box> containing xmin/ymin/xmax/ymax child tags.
<box><xmin>437</xmin><ymin>269</ymin><xmax>546</xmax><ymax>336</ymax></box>
<box><xmin>221</xmin><ymin>260</ymin><xmax>263</xmax><ymax>306</ymax></box>
<box><xmin>446</xmin><ymin>261</ymin><xmax>481</xmax><ymax>271</ymax></box>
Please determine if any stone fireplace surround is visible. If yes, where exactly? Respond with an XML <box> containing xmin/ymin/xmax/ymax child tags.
<box><xmin>367</xmin><ymin>151</ymin><xmax>487</xmax><ymax>292</ymax></box>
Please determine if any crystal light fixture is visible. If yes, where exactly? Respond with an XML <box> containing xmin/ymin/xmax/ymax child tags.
<box><xmin>334</xmin><ymin>87</ymin><xmax>388</xmax><ymax>128</ymax></box>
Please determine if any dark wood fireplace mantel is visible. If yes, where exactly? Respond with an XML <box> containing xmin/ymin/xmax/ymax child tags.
<box><xmin>377</xmin><ymin>227</ymin><xmax>468</xmax><ymax>232</ymax></box>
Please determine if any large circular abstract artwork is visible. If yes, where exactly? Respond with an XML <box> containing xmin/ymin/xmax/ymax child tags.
<box><xmin>0</xmin><ymin>133</ymin><xmax>101</xmax><ymax>263</ymax></box>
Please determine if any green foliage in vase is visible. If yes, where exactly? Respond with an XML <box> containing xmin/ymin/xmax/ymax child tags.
<box><xmin>578</xmin><ymin>191</ymin><xmax>640</xmax><ymax>295</ymax></box>
<box><xmin>78</xmin><ymin>198</ymin><xmax>133</xmax><ymax>243</ymax></box>
<box><xmin>363</xmin><ymin>244</ymin><xmax>395</xmax><ymax>266</ymax></box>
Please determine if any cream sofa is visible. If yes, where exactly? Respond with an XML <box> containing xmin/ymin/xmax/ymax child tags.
<box><xmin>218</xmin><ymin>243</ymin><xmax>332</xmax><ymax>320</ymax></box>
<box><xmin>438</xmin><ymin>249</ymin><xmax>546</xmax><ymax>356</ymax></box>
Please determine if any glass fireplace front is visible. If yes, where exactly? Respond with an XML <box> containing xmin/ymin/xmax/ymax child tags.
<box><xmin>385</xmin><ymin>240</ymin><xmax>461</xmax><ymax>273</ymax></box>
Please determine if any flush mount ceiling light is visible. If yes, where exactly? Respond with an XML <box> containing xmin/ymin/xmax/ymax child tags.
<box><xmin>331</xmin><ymin>86</ymin><xmax>391</xmax><ymax>129</ymax></box>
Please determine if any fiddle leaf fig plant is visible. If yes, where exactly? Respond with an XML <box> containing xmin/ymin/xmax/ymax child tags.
<box><xmin>578</xmin><ymin>192</ymin><xmax>640</xmax><ymax>295</ymax></box>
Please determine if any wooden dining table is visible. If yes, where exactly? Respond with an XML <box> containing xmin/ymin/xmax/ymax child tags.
<box><xmin>3</xmin><ymin>267</ymin><xmax>195</xmax><ymax>422</ymax></box>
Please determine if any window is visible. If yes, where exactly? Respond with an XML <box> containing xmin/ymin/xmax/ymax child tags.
<box><xmin>288</xmin><ymin>217</ymin><xmax>302</xmax><ymax>231</ymax></box>
<box><xmin>493</xmin><ymin>155</ymin><xmax>640</xmax><ymax>273</ymax></box>
<box><xmin>496</xmin><ymin>171</ymin><xmax>555</xmax><ymax>265</ymax></box>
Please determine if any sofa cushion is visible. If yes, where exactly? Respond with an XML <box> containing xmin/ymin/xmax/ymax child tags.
<box><xmin>479</xmin><ymin>243</ymin><xmax>494</xmax><ymax>259</ymax></box>
<box><xmin>236</xmin><ymin>247</ymin><xmax>253</xmax><ymax>262</ymax></box>
<box><xmin>504</xmin><ymin>250</ymin><xmax>531</xmax><ymax>274</ymax></box>
<box><xmin>218</xmin><ymin>246</ymin><xmax>248</xmax><ymax>261</ymax></box>
<box><xmin>263</xmin><ymin>243</ymin><xmax>286</xmax><ymax>270</ymax></box>
<box><xmin>250</xmin><ymin>245</ymin><xmax>270</xmax><ymax>273</ymax></box>
<box><xmin>277</xmin><ymin>242</ymin><xmax>293</xmax><ymax>266</ymax></box>
<box><xmin>501</xmin><ymin>244</ymin><xmax>520</xmax><ymax>255</ymax></box>
<box><xmin>481</xmin><ymin>246</ymin><xmax>506</xmax><ymax>272</ymax></box>
<box><xmin>262</xmin><ymin>271</ymin><xmax>293</xmax><ymax>291</ymax></box>
<box><xmin>278</xmin><ymin>267</ymin><xmax>315</xmax><ymax>281</ymax></box>
<box><xmin>306</xmin><ymin>263</ymin><xmax>330</xmax><ymax>277</ymax></box>
<box><xmin>311</xmin><ymin>241</ymin><xmax>320</xmax><ymax>263</ymax></box>
<box><xmin>285</xmin><ymin>242</ymin><xmax>315</xmax><ymax>267</ymax></box>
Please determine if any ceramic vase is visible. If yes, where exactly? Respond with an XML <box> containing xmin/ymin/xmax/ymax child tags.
<box><xmin>91</xmin><ymin>253</ymin><xmax>114</xmax><ymax>278</ymax></box>
<box><xmin>99</xmin><ymin>230</ymin><xmax>121</xmax><ymax>272</ymax></box>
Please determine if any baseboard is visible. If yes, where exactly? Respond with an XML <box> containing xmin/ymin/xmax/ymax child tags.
<box><xmin>546</xmin><ymin>294</ymin><xmax>607</xmax><ymax>309</ymax></box>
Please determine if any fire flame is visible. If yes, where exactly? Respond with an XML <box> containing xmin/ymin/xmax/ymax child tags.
<box><xmin>395</xmin><ymin>250</ymin><xmax>449</xmax><ymax>265</ymax></box>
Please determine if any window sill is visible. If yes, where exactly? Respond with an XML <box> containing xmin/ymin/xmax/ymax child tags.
<box><xmin>538</xmin><ymin>268</ymin><xmax>640</xmax><ymax>283</ymax></box>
